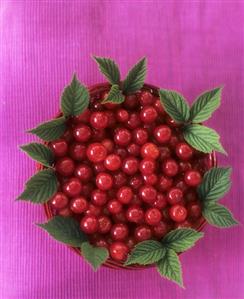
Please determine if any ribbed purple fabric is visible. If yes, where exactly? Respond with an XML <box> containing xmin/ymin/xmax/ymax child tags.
<box><xmin>0</xmin><ymin>1</ymin><xmax>243</xmax><ymax>298</ymax></box>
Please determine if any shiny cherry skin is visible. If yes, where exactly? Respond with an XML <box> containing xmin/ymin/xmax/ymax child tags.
<box><xmin>127</xmin><ymin>113</ymin><xmax>141</xmax><ymax>129</ymax></box>
<box><xmin>69</xmin><ymin>143</ymin><xmax>86</xmax><ymax>161</ymax></box>
<box><xmin>169</xmin><ymin>204</ymin><xmax>187</xmax><ymax>222</ymax></box>
<box><xmin>50</xmin><ymin>192</ymin><xmax>69</xmax><ymax>209</ymax></box>
<box><xmin>109</xmin><ymin>242</ymin><xmax>129</xmax><ymax>262</ymax></box>
<box><xmin>116</xmin><ymin>109</ymin><xmax>129</xmax><ymax>123</ymax></box>
<box><xmin>85</xmin><ymin>203</ymin><xmax>102</xmax><ymax>217</ymax></box>
<box><xmin>129</xmin><ymin>175</ymin><xmax>143</xmax><ymax>191</ymax></box>
<box><xmin>113</xmin><ymin>172</ymin><xmax>127</xmax><ymax>188</ymax></box>
<box><xmin>110</xmin><ymin>223</ymin><xmax>129</xmax><ymax>241</ymax></box>
<box><xmin>139</xmin><ymin>91</ymin><xmax>154</xmax><ymax>106</ymax></box>
<box><xmin>126</xmin><ymin>205</ymin><xmax>144</xmax><ymax>223</ymax></box>
<box><xmin>157</xmin><ymin>175</ymin><xmax>173</xmax><ymax>192</ymax></box>
<box><xmin>153</xmin><ymin>125</ymin><xmax>172</xmax><ymax>144</ymax></box>
<box><xmin>154</xmin><ymin>98</ymin><xmax>165</xmax><ymax>114</ymax></box>
<box><xmin>91</xmin><ymin>189</ymin><xmax>108</xmax><ymax>206</ymax></box>
<box><xmin>179</xmin><ymin>161</ymin><xmax>192</xmax><ymax>172</ymax></box>
<box><xmin>86</xmin><ymin>143</ymin><xmax>107</xmax><ymax>163</ymax></box>
<box><xmin>90</xmin><ymin>111</ymin><xmax>109</xmax><ymax>129</ymax></box>
<box><xmin>114</xmin><ymin>147</ymin><xmax>127</xmax><ymax>159</ymax></box>
<box><xmin>107</xmin><ymin>199</ymin><xmax>122</xmax><ymax>214</ymax></box>
<box><xmin>167</xmin><ymin>188</ymin><xmax>183</xmax><ymax>205</ymax></box>
<box><xmin>162</xmin><ymin>159</ymin><xmax>179</xmax><ymax>177</ymax></box>
<box><xmin>114</xmin><ymin>128</ymin><xmax>132</xmax><ymax>146</ymax></box>
<box><xmin>141</xmin><ymin>143</ymin><xmax>160</xmax><ymax>160</ymax></box>
<box><xmin>126</xmin><ymin>237</ymin><xmax>136</xmax><ymax>249</ymax></box>
<box><xmin>145</xmin><ymin>208</ymin><xmax>162</xmax><ymax>226</ymax></box>
<box><xmin>80</xmin><ymin>215</ymin><xmax>98</xmax><ymax>234</ymax></box>
<box><xmin>50</xmin><ymin>139</ymin><xmax>68</xmax><ymax>157</ymax></box>
<box><xmin>93</xmin><ymin>162</ymin><xmax>106</xmax><ymax>173</ymax></box>
<box><xmin>105</xmin><ymin>111</ymin><xmax>116</xmax><ymax>127</ymax></box>
<box><xmin>140</xmin><ymin>106</ymin><xmax>158</xmax><ymax>123</ymax></box>
<box><xmin>123</xmin><ymin>94</ymin><xmax>138</xmax><ymax>109</ymax></box>
<box><xmin>101</xmin><ymin>139</ymin><xmax>114</xmax><ymax>153</ymax></box>
<box><xmin>143</xmin><ymin>173</ymin><xmax>158</xmax><ymax>185</ymax></box>
<box><xmin>187</xmin><ymin>201</ymin><xmax>202</xmax><ymax>219</ymax></box>
<box><xmin>139</xmin><ymin>158</ymin><xmax>156</xmax><ymax>175</ymax></box>
<box><xmin>117</xmin><ymin>186</ymin><xmax>133</xmax><ymax>204</ymax></box>
<box><xmin>153</xmin><ymin>193</ymin><xmax>167</xmax><ymax>209</ymax></box>
<box><xmin>74</xmin><ymin>164</ymin><xmax>92</xmax><ymax>182</ymax></box>
<box><xmin>176</xmin><ymin>142</ymin><xmax>193</xmax><ymax>160</ymax></box>
<box><xmin>127</xmin><ymin>143</ymin><xmax>140</xmax><ymax>156</ymax></box>
<box><xmin>159</xmin><ymin>146</ymin><xmax>171</xmax><ymax>161</ymax></box>
<box><xmin>139</xmin><ymin>186</ymin><xmax>157</xmax><ymax>204</ymax></box>
<box><xmin>94</xmin><ymin>237</ymin><xmax>109</xmax><ymax>249</ymax></box>
<box><xmin>133</xmin><ymin>128</ymin><xmax>148</xmax><ymax>145</ymax></box>
<box><xmin>97</xmin><ymin>215</ymin><xmax>112</xmax><ymax>234</ymax></box>
<box><xmin>134</xmin><ymin>225</ymin><xmax>152</xmax><ymax>242</ymax></box>
<box><xmin>153</xmin><ymin>221</ymin><xmax>170</xmax><ymax>239</ymax></box>
<box><xmin>62</xmin><ymin>177</ymin><xmax>82</xmax><ymax>197</ymax></box>
<box><xmin>104</xmin><ymin>154</ymin><xmax>122</xmax><ymax>171</ymax></box>
<box><xmin>73</xmin><ymin>109</ymin><xmax>91</xmax><ymax>123</ymax></box>
<box><xmin>122</xmin><ymin>157</ymin><xmax>139</xmax><ymax>175</ymax></box>
<box><xmin>56</xmin><ymin>157</ymin><xmax>75</xmax><ymax>176</ymax></box>
<box><xmin>73</xmin><ymin>124</ymin><xmax>92</xmax><ymax>142</ymax></box>
<box><xmin>96</xmin><ymin>172</ymin><xmax>113</xmax><ymax>191</ymax></box>
<box><xmin>184</xmin><ymin>170</ymin><xmax>202</xmax><ymax>186</ymax></box>
<box><xmin>70</xmin><ymin>196</ymin><xmax>88</xmax><ymax>214</ymax></box>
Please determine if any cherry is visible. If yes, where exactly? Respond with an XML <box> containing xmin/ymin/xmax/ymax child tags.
<box><xmin>73</xmin><ymin>109</ymin><xmax>91</xmax><ymax>123</ymax></box>
<box><xmin>139</xmin><ymin>186</ymin><xmax>157</xmax><ymax>204</ymax></box>
<box><xmin>107</xmin><ymin>199</ymin><xmax>122</xmax><ymax>214</ymax></box>
<box><xmin>184</xmin><ymin>170</ymin><xmax>202</xmax><ymax>186</ymax></box>
<box><xmin>92</xmin><ymin>128</ymin><xmax>106</xmax><ymax>141</ymax></box>
<box><xmin>56</xmin><ymin>157</ymin><xmax>75</xmax><ymax>176</ymax></box>
<box><xmin>134</xmin><ymin>225</ymin><xmax>152</xmax><ymax>242</ymax></box>
<box><xmin>58</xmin><ymin>207</ymin><xmax>72</xmax><ymax>217</ymax></box>
<box><xmin>187</xmin><ymin>201</ymin><xmax>202</xmax><ymax>219</ymax></box>
<box><xmin>62</xmin><ymin>177</ymin><xmax>82</xmax><ymax>197</ymax></box>
<box><xmin>127</xmin><ymin>143</ymin><xmax>140</xmax><ymax>156</ymax></box>
<box><xmin>153</xmin><ymin>193</ymin><xmax>167</xmax><ymax>209</ymax></box>
<box><xmin>113</xmin><ymin>211</ymin><xmax>127</xmax><ymax>223</ymax></box>
<box><xmin>174</xmin><ymin>179</ymin><xmax>188</xmax><ymax>193</ymax></box>
<box><xmin>114</xmin><ymin>128</ymin><xmax>132</xmax><ymax>146</ymax></box>
<box><xmin>162</xmin><ymin>159</ymin><xmax>179</xmax><ymax>177</ymax></box>
<box><xmin>126</xmin><ymin>205</ymin><xmax>144</xmax><ymax>223</ymax></box>
<box><xmin>122</xmin><ymin>157</ymin><xmax>139</xmax><ymax>175</ymax></box>
<box><xmin>167</xmin><ymin>188</ymin><xmax>183</xmax><ymax>205</ymax></box>
<box><xmin>97</xmin><ymin>215</ymin><xmax>112</xmax><ymax>234</ymax></box>
<box><xmin>85</xmin><ymin>203</ymin><xmax>102</xmax><ymax>217</ymax></box>
<box><xmin>153</xmin><ymin>125</ymin><xmax>172</xmax><ymax>144</ymax></box>
<box><xmin>153</xmin><ymin>221</ymin><xmax>170</xmax><ymax>239</ymax></box>
<box><xmin>104</xmin><ymin>154</ymin><xmax>121</xmax><ymax>171</ymax></box>
<box><xmin>74</xmin><ymin>164</ymin><xmax>92</xmax><ymax>182</ymax></box>
<box><xmin>143</xmin><ymin>173</ymin><xmax>158</xmax><ymax>185</ymax></box>
<box><xmin>179</xmin><ymin>161</ymin><xmax>192</xmax><ymax>173</ymax></box>
<box><xmin>101</xmin><ymin>139</ymin><xmax>114</xmax><ymax>153</ymax></box>
<box><xmin>82</xmin><ymin>183</ymin><xmax>94</xmax><ymax>197</ymax></box>
<box><xmin>94</xmin><ymin>237</ymin><xmax>109</xmax><ymax>249</ymax></box>
<box><xmin>109</xmin><ymin>242</ymin><xmax>129</xmax><ymax>262</ymax></box>
<box><xmin>91</xmin><ymin>189</ymin><xmax>108</xmax><ymax>206</ymax></box>
<box><xmin>106</xmin><ymin>111</ymin><xmax>116</xmax><ymax>127</ymax></box>
<box><xmin>131</xmin><ymin>194</ymin><xmax>142</xmax><ymax>205</ymax></box>
<box><xmin>90</xmin><ymin>112</ymin><xmax>109</xmax><ymax>129</ymax></box>
<box><xmin>127</xmin><ymin>113</ymin><xmax>141</xmax><ymax>129</ymax></box>
<box><xmin>157</xmin><ymin>175</ymin><xmax>173</xmax><ymax>192</ymax></box>
<box><xmin>116</xmin><ymin>109</ymin><xmax>129</xmax><ymax>123</ymax></box>
<box><xmin>139</xmin><ymin>91</ymin><xmax>154</xmax><ymax>106</ymax></box>
<box><xmin>93</xmin><ymin>162</ymin><xmax>106</xmax><ymax>173</ymax></box>
<box><xmin>133</xmin><ymin>128</ymin><xmax>148</xmax><ymax>145</ymax></box>
<box><xmin>117</xmin><ymin>186</ymin><xmax>133</xmax><ymax>204</ymax></box>
<box><xmin>159</xmin><ymin>146</ymin><xmax>171</xmax><ymax>160</ymax></box>
<box><xmin>145</xmin><ymin>208</ymin><xmax>162</xmax><ymax>226</ymax></box>
<box><xmin>114</xmin><ymin>147</ymin><xmax>127</xmax><ymax>159</ymax></box>
<box><xmin>166</xmin><ymin>116</ymin><xmax>180</xmax><ymax>128</ymax></box>
<box><xmin>169</xmin><ymin>205</ymin><xmax>187</xmax><ymax>222</ymax></box>
<box><xmin>80</xmin><ymin>215</ymin><xmax>98</xmax><ymax>234</ymax></box>
<box><xmin>113</xmin><ymin>172</ymin><xmax>127</xmax><ymax>188</ymax></box>
<box><xmin>86</xmin><ymin>143</ymin><xmax>107</xmax><ymax>163</ymax></box>
<box><xmin>176</xmin><ymin>142</ymin><xmax>193</xmax><ymax>160</ymax></box>
<box><xmin>141</xmin><ymin>143</ymin><xmax>160</xmax><ymax>160</ymax></box>
<box><xmin>50</xmin><ymin>139</ymin><xmax>68</xmax><ymax>157</ymax></box>
<box><xmin>96</xmin><ymin>172</ymin><xmax>113</xmax><ymax>190</ymax></box>
<box><xmin>185</xmin><ymin>189</ymin><xmax>197</xmax><ymax>202</ymax></box>
<box><xmin>73</xmin><ymin>124</ymin><xmax>92</xmax><ymax>142</ymax></box>
<box><xmin>174</xmin><ymin>220</ymin><xmax>192</xmax><ymax>229</ymax></box>
<box><xmin>126</xmin><ymin>237</ymin><xmax>136</xmax><ymax>249</ymax></box>
<box><xmin>140</xmin><ymin>106</ymin><xmax>158</xmax><ymax>123</ymax></box>
<box><xmin>110</xmin><ymin>223</ymin><xmax>129</xmax><ymax>241</ymax></box>
<box><xmin>50</xmin><ymin>192</ymin><xmax>69</xmax><ymax>209</ymax></box>
<box><xmin>69</xmin><ymin>143</ymin><xmax>86</xmax><ymax>161</ymax></box>
<box><xmin>62</xmin><ymin>129</ymin><xmax>74</xmax><ymax>143</ymax></box>
<box><xmin>123</xmin><ymin>94</ymin><xmax>138</xmax><ymax>109</ymax></box>
<box><xmin>129</xmin><ymin>175</ymin><xmax>143</xmax><ymax>191</ymax></box>
<box><xmin>154</xmin><ymin>98</ymin><xmax>165</xmax><ymax>115</ymax></box>
<box><xmin>70</xmin><ymin>196</ymin><xmax>88</xmax><ymax>214</ymax></box>
<box><xmin>139</xmin><ymin>158</ymin><xmax>156</xmax><ymax>175</ymax></box>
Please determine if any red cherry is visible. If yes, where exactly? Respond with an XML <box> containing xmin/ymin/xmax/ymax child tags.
<box><xmin>143</xmin><ymin>173</ymin><xmax>158</xmax><ymax>185</ymax></box>
<box><xmin>96</xmin><ymin>172</ymin><xmax>113</xmax><ymax>191</ymax></box>
<box><xmin>73</xmin><ymin>109</ymin><xmax>91</xmax><ymax>123</ymax></box>
<box><xmin>133</xmin><ymin>128</ymin><xmax>148</xmax><ymax>145</ymax></box>
<box><xmin>122</xmin><ymin>157</ymin><xmax>139</xmax><ymax>175</ymax></box>
<box><xmin>179</xmin><ymin>161</ymin><xmax>192</xmax><ymax>173</ymax></box>
<box><xmin>166</xmin><ymin>116</ymin><xmax>180</xmax><ymax>128</ymax></box>
<box><xmin>70</xmin><ymin>196</ymin><xmax>88</xmax><ymax>214</ymax></box>
<box><xmin>94</xmin><ymin>237</ymin><xmax>109</xmax><ymax>249</ymax></box>
<box><xmin>187</xmin><ymin>201</ymin><xmax>202</xmax><ymax>219</ymax></box>
<box><xmin>93</xmin><ymin>162</ymin><xmax>106</xmax><ymax>173</ymax></box>
<box><xmin>109</xmin><ymin>242</ymin><xmax>129</xmax><ymax>262</ymax></box>
<box><xmin>50</xmin><ymin>139</ymin><xmax>68</xmax><ymax>157</ymax></box>
<box><xmin>139</xmin><ymin>186</ymin><xmax>157</xmax><ymax>204</ymax></box>
<box><xmin>69</xmin><ymin>143</ymin><xmax>86</xmax><ymax>161</ymax></box>
<box><xmin>153</xmin><ymin>125</ymin><xmax>172</xmax><ymax>144</ymax></box>
<box><xmin>174</xmin><ymin>179</ymin><xmax>188</xmax><ymax>193</ymax></box>
<box><xmin>153</xmin><ymin>193</ymin><xmax>167</xmax><ymax>209</ymax></box>
<box><xmin>80</xmin><ymin>215</ymin><xmax>98</xmax><ymax>234</ymax></box>
<box><xmin>117</xmin><ymin>186</ymin><xmax>133</xmax><ymax>204</ymax></box>
<box><xmin>58</xmin><ymin>207</ymin><xmax>72</xmax><ymax>217</ymax></box>
<box><xmin>92</xmin><ymin>128</ymin><xmax>106</xmax><ymax>141</ymax></box>
<box><xmin>101</xmin><ymin>139</ymin><xmax>114</xmax><ymax>153</ymax></box>
<box><xmin>169</xmin><ymin>205</ymin><xmax>187</xmax><ymax>222</ymax></box>
<box><xmin>85</xmin><ymin>203</ymin><xmax>102</xmax><ymax>216</ymax></box>
<box><xmin>116</xmin><ymin>109</ymin><xmax>129</xmax><ymax>123</ymax></box>
<box><xmin>127</xmin><ymin>113</ymin><xmax>141</xmax><ymax>129</ymax></box>
<box><xmin>157</xmin><ymin>175</ymin><xmax>173</xmax><ymax>191</ymax></box>
<box><xmin>162</xmin><ymin>159</ymin><xmax>179</xmax><ymax>177</ymax></box>
<box><xmin>62</xmin><ymin>129</ymin><xmax>74</xmax><ymax>143</ymax></box>
<box><xmin>174</xmin><ymin>220</ymin><xmax>192</xmax><ymax>229</ymax></box>
<box><xmin>167</xmin><ymin>188</ymin><xmax>183</xmax><ymax>205</ymax></box>
<box><xmin>123</xmin><ymin>94</ymin><xmax>138</xmax><ymax>109</ymax></box>
<box><xmin>145</xmin><ymin>208</ymin><xmax>162</xmax><ymax>226</ymax></box>
<box><xmin>139</xmin><ymin>158</ymin><xmax>156</xmax><ymax>175</ymax></box>
<box><xmin>140</xmin><ymin>106</ymin><xmax>158</xmax><ymax>123</ymax></box>
<box><xmin>86</xmin><ymin>143</ymin><xmax>107</xmax><ymax>163</ymax></box>
<box><xmin>159</xmin><ymin>146</ymin><xmax>171</xmax><ymax>160</ymax></box>
<box><xmin>153</xmin><ymin>221</ymin><xmax>170</xmax><ymax>239</ymax></box>
<box><xmin>62</xmin><ymin>177</ymin><xmax>82</xmax><ymax>197</ymax></box>
<box><xmin>113</xmin><ymin>172</ymin><xmax>127</xmax><ymax>188</ymax></box>
<box><xmin>73</xmin><ymin>124</ymin><xmax>91</xmax><ymax>142</ymax></box>
<box><xmin>141</xmin><ymin>143</ymin><xmax>159</xmax><ymax>160</ymax></box>
<box><xmin>184</xmin><ymin>170</ymin><xmax>202</xmax><ymax>186</ymax></box>
<box><xmin>98</xmin><ymin>215</ymin><xmax>112</xmax><ymax>234</ymax></box>
<box><xmin>50</xmin><ymin>192</ymin><xmax>69</xmax><ymax>209</ymax></box>
<box><xmin>134</xmin><ymin>225</ymin><xmax>152</xmax><ymax>242</ymax></box>
<box><xmin>56</xmin><ymin>157</ymin><xmax>75</xmax><ymax>176</ymax></box>
<box><xmin>82</xmin><ymin>183</ymin><xmax>94</xmax><ymax>197</ymax></box>
<box><xmin>106</xmin><ymin>110</ymin><xmax>116</xmax><ymax>128</ymax></box>
<box><xmin>110</xmin><ymin>223</ymin><xmax>129</xmax><ymax>241</ymax></box>
<box><xmin>74</xmin><ymin>164</ymin><xmax>92</xmax><ymax>182</ymax></box>
<box><xmin>126</xmin><ymin>205</ymin><xmax>144</xmax><ymax>223</ymax></box>
<box><xmin>113</xmin><ymin>211</ymin><xmax>127</xmax><ymax>223</ymax></box>
<box><xmin>91</xmin><ymin>189</ymin><xmax>108</xmax><ymax>206</ymax></box>
<box><xmin>129</xmin><ymin>175</ymin><xmax>143</xmax><ymax>191</ymax></box>
<box><xmin>176</xmin><ymin>142</ymin><xmax>193</xmax><ymax>160</ymax></box>
<box><xmin>169</xmin><ymin>135</ymin><xmax>180</xmax><ymax>148</ymax></box>
<box><xmin>107</xmin><ymin>199</ymin><xmax>122</xmax><ymax>214</ymax></box>
<box><xmin>114</xmin><ymin>147</ymin><xmax>127</xmax><ymax>159</ymax></box>
<box><xmin>104</xmin><ymin>154</ymin><xmax>122</xmax><ymax>171</ymax></box>
<box><xmin>154</xmin><ymin>98</ymin><xmax>165</xmax><ymax>115</ymax></box>
<box><xmin>90</xmin><ymin>111</ymin><xmax>109</xmax><ymax>129</ymax></box>
<box><xmin>127</xmin><ymin>143</ymin><xmax>140</xmax><ymax>156</ymax></box>
<box><xmin>139</xmin><ymin>91</ymin><xmax>154</xmax><ymax>106</ymax></box>
<box><xmin>126</xmin><ymin>237</ymin><xmax>136</xmax><ymax>249</ymax></box>
<box><xmin>114</xmin><ymin>128</ymin><xmax>132</xmax><ymax>146</ymax></box>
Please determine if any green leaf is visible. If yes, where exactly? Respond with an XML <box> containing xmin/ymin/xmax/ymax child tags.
<box><xmin>156</xmin><ymin>249</ymin><xmax>184</xmax><ymax>288</ymax></box>
<box><xmin>28</xmin><ymin>117</ymin><xmax>67</xmax><ymax>142</ymax></box>
<box><xmin>203</xmin><ymin>203</ymin><xmax>239</xmax><ymax>228</ymax></box>
<box><xmin>190</xmin><ymin>87</ymin><xmax>222</xmax><ymax>123</ymax></box>
<box><xmin>20</xmin><ymin>142</ymin><xmax>54</xmax><ymax>167</ymax></box>
<box><xmin>17</xmin><ymin>169</ymin><xmax>58</xmax><ymax>203</ymax></box>
<box><xmin>183</xmin><ymin>124</ymin><xmax>226</xmax><ymax>154</ymax></box>
<box><xmin>162</xmin><ymin>228</ymin><xmax>204</xmax><ymax>253</ymax></box>
<box><xmin>38</xmin><ymin>216</ymin><xmax>87</xmax><ymax>247</ymax></box>
<box><xmin>159</xmin><ymin>89</ymin><xmax>190</xmax><ymax>123</ymax></box>
<box><xmin>81</xmin><ymin>242</ymin><xmax>109</xmax><ymax>271</ymax></box>
<box><xmin>125</xmin><ymin>240</ymin><xmax>166</xmax><ymax>266</ymax></box>
<box><xmin>102</xmin><ymin>84</ymin><xmax>125</xmax><ymax>104</ymax></box>
<box><xmin>122</xmin><ymin>57</ymin><xmax>147</xmax><ymax>94</ymax></box>
<box><xmin>61</xmin><ymin>74</ymin><xmax>89</xmax><ymax>117</ymax></box>
<box><xmin>198</xmin><ymin>167</ymin><xmax>231</xmax><ymax>203</ymax></box>
<box><xmin>93</xmin><ymin>56</ymin><xmax>121</xmax><ymax>85</ymax></box>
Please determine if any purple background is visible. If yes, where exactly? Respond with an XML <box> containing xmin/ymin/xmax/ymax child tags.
<box><xmin>0</xmin><ymin>1</ymin><xmax>243</xmax><ymax>299</ymax></box>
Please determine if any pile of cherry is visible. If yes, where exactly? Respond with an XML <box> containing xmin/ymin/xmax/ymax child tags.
<box><xmin>48</xmin><ymin>90</ymin><xmax>210</xmax><ymax>262</ymax></box>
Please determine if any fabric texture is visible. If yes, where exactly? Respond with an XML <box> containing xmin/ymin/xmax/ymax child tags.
<box><xmin>0</xmin><ymin>1</ymin><xmax>244</xmax><ymax>298</ymax></box>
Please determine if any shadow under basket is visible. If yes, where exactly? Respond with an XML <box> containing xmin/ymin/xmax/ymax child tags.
<box><xmin>40</xmin><ymin>82</ymin><xmax>217</xmax><ymax>270</ymax></box>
